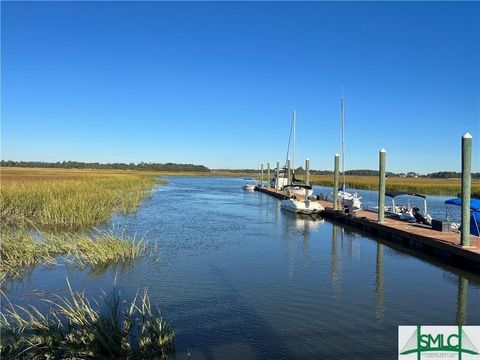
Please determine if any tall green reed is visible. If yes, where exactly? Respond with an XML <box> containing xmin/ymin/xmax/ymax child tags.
<box><xmin>1</xmin><ymin>279</ymin><xmax>174</xmax><ymax>359</ymax></box>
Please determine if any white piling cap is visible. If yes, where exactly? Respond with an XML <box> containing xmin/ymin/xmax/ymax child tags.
<box><xmin>335</xmin><ymin>153</ymin><xmax>340</xmax><ymax>157</ymax></box>
<box><xmin>463</xmin><ymin>132</ymin><xmax>472</xmax><ymax>139</ymax></box>
<box><xmin>380</xmin><ymin>148</ymin><xmax>387</xmax><ymax>153</ymax></box>
<box><xmin>306</xmin><ymin>158</ymin><xmax>310</xmax><ymax>161</ymax></box>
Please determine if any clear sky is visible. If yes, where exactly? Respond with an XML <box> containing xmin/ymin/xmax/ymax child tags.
<box><xmin>1</xmin><ymin>1</ymin><xmax>479</xmax><ymax>173</ymax></box>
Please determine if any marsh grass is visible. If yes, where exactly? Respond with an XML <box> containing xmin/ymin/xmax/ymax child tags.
<box><xmin>304</xmin><ymin>175</ymin><xmax>480</xmax><ymax>196</ymax></box>
<box><xmin>0</xmin><ymin>279</ymin><xmax>175</xmax><ymax>359</ymax></box>
<box><xmin>0</xmin><ymin>229</ymin><xmax>147</xmax><ymax>280</ymax></box>
<box><xmin>0</xmin><ymin>168</ymin><xmax>165</xmax><ymax>229</ymax></box>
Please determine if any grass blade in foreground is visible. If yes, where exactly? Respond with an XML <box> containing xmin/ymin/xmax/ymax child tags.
<box><xmin>0</xmin><ymin>279</ymin><xmax>174</xmax><ymax>359</ymax></box>
<box><xmin>0</xmin><ymin>229</ymin><xmax>148</xmax><ymax>280</ymax></box>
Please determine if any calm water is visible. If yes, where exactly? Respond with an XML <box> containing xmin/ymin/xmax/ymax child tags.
<box><xmin>4</xmin><ymin>177</ymin><xmax>480</xmax><ymax>359</ymax></box>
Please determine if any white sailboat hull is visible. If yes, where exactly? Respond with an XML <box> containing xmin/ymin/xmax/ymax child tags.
<box><xmin>281</xmin><ymin>198</ymin><xmax>324</xmax><ymax>215</ymax></box>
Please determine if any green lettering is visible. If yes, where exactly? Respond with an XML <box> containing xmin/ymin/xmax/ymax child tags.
<box><xmin>420</xmin><ymin>334</ymin><xmax>430</xmax><ymax>348</ymax></box>
<box><xmin>427</xmin><ymin>334</ymin><xmax>443</xmax><ymax>348</ymax></box>
<box><xmin>447</xmin><ymin>334</ymin><xmax>459</xmax><ymax>348</ymax></box>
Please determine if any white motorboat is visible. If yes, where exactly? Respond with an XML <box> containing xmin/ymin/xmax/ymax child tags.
<box><xmin>281</xmin><ymin>197</ymin><xmax>324</xmax><ymax>215</ymax></box>
<box><xmin>284</xmin><ymin>184</ymin><xmax>314</xmax><ymax>197</ymax></box>
<box><xmin>242</xmin><ymin>178</ymin><xmax>256</xmax><ymax>191</ymax></box>
<box><xmin>242</xmin><ymin>184</ymin><xmax>256</xmax><ymax>191</ymax></box>
<box><xmin>366</xmin><ymin>192</ymin><xmax>432</xmax><ymax>224</ymax></box>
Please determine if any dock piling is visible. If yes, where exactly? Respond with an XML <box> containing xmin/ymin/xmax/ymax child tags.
<box><xmin>276</xmin><ymin>160</ymin><xmax>280</xmax><ymax>190</ymax></box>
<box><xmin>305</xmin><ymin>158</ymin><xmax>310</xmax><ymax>186</ymax></box>
<box><xmin>261</xmin><ymin>163</ymin><xmax>264</xmax><ymax>187</ymax></box>
<box><xmin>333</xmin><ymin>154</ymin><xmax>340</xmax><ymax>210</ymax></box>
<box><xmin>267</xmin><ymin>162</ymin><xmax>271</xmax><ymax>188</ymax></box>
<box><xmin>461</xmin><ymin>133</ymin><xmax>472</xmax><ymax>247</ymax></box>
<box><xmin>378</xmin><ymin>149</ymin><xmax>386</xmax><ymax>223</ymax></box>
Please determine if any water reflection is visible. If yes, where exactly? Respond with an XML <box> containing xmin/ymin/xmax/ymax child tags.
<box><xmin>375</xmin><ymin>243</ymin><xmax>384</xmax><ymax>319</ymax></box>
<box><xmin>456</xmin><ymin>276</ymin><xmax>468</xmax><ymax>325</ymax></box>
<box><xmin>331</xmin><ymin>224</ymin><xmax>341</xmax><ymax>292</ymax></box>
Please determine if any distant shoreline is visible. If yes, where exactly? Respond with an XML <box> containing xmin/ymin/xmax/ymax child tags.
<box><xmin>1</xmin><ymin>167</ymin><xmax>479</xmax><ymax>197</ymax></box>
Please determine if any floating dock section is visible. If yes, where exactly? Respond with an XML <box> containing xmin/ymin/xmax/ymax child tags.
<box><xmin>256</xmin><ymin>186</ymin><xmax>480</xmax><ymax>272</ymax></box>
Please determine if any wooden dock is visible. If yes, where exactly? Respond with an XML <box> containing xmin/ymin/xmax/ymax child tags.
<box><xmin>256</xmin><ymin>186</ymin><xmax>480</xmax><ymax>272</ymax></box>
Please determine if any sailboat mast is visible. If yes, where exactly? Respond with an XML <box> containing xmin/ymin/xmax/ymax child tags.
<box><xmin>293</xmin><ymin>109</ymin><xmax>296</xmax><ymax>176</ymax></box>
<box><xmin>341</xmin><ymin>92</ymin><xmax>345</xmax><ymax>191</ymax></box>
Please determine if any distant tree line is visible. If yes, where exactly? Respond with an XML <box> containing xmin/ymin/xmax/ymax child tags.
<box><xmin>343</xmin><ymin>169</ymin><xmax>397</xmax><ymax>177</ymax></box>
<box><xmin>422</xmin><ymin>171</ymin><xmax>480</xmax><ymax>179</ymax></box>
<box><xmin>2</xmin><ymin>161</ymin><xmax>479</xmax><ymax>178</ymax></box>
<box><xmin>0</xmin><ymin>160</ymin><xmax>210</xmax><ymax>172</ymax></box>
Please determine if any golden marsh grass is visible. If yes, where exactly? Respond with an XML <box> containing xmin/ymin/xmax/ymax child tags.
<box><xmin>0</xmin><ymin>229</ymin><xmax>147</xmax><ymax>279</ymax></box>
<box><xmin>0</xmin><ymin>168</ymin><xmax>172</xmax><ymax>358</ymax></box>
<box><xmin>306</xmin><ymin>175</ymin><xmax>480</xmax><ymax>196</ymax></box>
<box><xmin>0</xmin><ymin>168</ymin><xmax>165</xmax><ymax>229</ymax></box>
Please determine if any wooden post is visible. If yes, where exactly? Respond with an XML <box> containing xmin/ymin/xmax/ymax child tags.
<box><xmin>461</xmin><ymin>133</ymin><xmax>472</xmax><ymax>247</ymax></box>
<box><xmin>261</xmin><ymin>163</ymin><xmax>264</xmax><ymax>188</ymax></box>
<box><xmin>287</xmin><ymin>158</ymin><xmax>291</xmax><ymax>184</ymax></box>
<box><xmin>267</xmin><ymin>162</ymin><xmax>271</xmax><ymax>188</ymax></box>
<box><xmin>333</xmin><ymin>154</ymin><xmax>339</xmax><ymax>210</ymax></box>
<box><xmin>305</xmin><ymin>158</ymin><xmax>310</xmax><ymax>186</ymax></box>
<box><xmin>276</xmin><ymin>160</ymin><xmax>280</xmax><ymax>190</ymax></box>
<box><xmin>378</xmin><ymin>149</ymin><xmax>386</xmax><ymax>223</ymax></box>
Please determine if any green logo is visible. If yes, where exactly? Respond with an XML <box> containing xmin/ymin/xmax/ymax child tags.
<box><xmin>400</xmin><ymin>326</ymin><xmax>479</xmax><ymax>359</ymax></box>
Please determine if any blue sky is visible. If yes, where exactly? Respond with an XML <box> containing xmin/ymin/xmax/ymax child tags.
<box><xmin>1</xmin><ymin>1</ymin><xmax>479</xmax><ymax>173</ymax></box>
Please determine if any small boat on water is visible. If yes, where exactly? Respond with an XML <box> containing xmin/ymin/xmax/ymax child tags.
<box><xmin>242</xmin><ymin>178</ymin><xmax>256</xmax><ymax>191</ymax></box>
<box><xmin>444</xmin><ymin>198</ymin><xmax>480</xmax><ymax>236</ymax></box>
<box><xmin>281</xmin><ymin>197</ymin><xmax>324</xmax><ymax>215</ymax></box>
<box><xmin>281</xmin><ymin>188</ymin><xmax>324</xmax><ymax>215</ymax></box>
<box><xmin>366</xmin><ymin>192</ymin><xmax>432</xmax><ymax>224</ymax></box>
<box><xmin>284</xmin><ymin>183</ymin><xmax>314</xmax><ymax>197</ymax></box>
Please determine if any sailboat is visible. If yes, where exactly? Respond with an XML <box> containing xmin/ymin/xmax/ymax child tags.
<box><xmin>336</xmin><ymin>91</ymin><xmax>362</xmax><ymax>211</ymax></box>
<box><xmin>272</xmin><ymin>110</ymin><xmax>314</xmax><ymax>196</ymax></box>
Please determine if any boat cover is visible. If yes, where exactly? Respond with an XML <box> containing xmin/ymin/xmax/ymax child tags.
<box><xmin>385</xmin><ymin>191</ymin><xmax>427</xmax><ymax>199</ymax></box>
<box><xmin>444</xmin><ymin>198</ymin><xmax>480</xmax><ymax>211</ymax></box>
<box><xmin>445</xmin><ymin>198</ymin><xmax>480</xmax><ymax>236</ymax></box>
